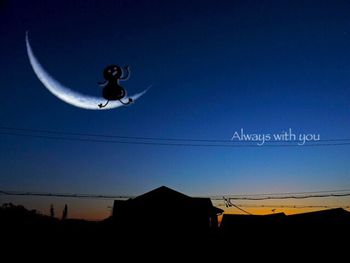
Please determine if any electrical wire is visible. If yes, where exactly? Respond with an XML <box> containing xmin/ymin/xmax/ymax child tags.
<box><xmin>1</xmin><ymin>126</ymin><xmax>350</xmax><ymax>143</ymax></box>
<box><xmin>224</xmin><ymin>193</ymin><xmax>350</xmax><ymax>201</ymax></box>
<box><xmin>2</xmin><ymin>130</ymin><xmax>350</xmax><ymax>148</ymax></box>
<box><xmin>209</xmin><ymin>189</ymin><xmax>350</xmax><ymax>199</ymax></box>
<box><xmin>0</xmin><ymin>190</ymin><xmax>131</xmax><ymax>200</ymax></box>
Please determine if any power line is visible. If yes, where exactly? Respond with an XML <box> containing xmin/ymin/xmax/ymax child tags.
<box><xmin>0</xmin><ymin>190</ymin><xmax>131</xmax><ymax>200</ymax></box>
<box><xmin>3</xmin><ymin>189</ymin><xmax>350</xmax><ymax>199</ymax></box>
<box><xmin>1</xmin><ymin>126</ymin><xmax>350</xmax><ymax>143</ymax></box>
<box><xmin>2</xmin><ymin>130</ymin><xmax>350</xmax><ymax>148</ymax></box>
<box><xmin>2</xmin><ymin>189</ymin><xmax>349</xmax><ymax>211</ymax></box>
<box><xmin>0</xmin><ymin>126</ymin><xmax>230</xmax><ymax>142</ymax></box>
<box><xmin>2</xmin><ymin>189</ymin><xmax>350</xmax><ymax>205</ymax></box>
<box><xmin>216</xmin><ymin>204</ymin><xmax>350</xmax><ymax>209</ymax></box>
<box><xmin>2</xmin><ymin>190</ymin><xmax>349</xmax><ymax>214</ymax></box>
<box><xmin>209</xmin><ymin>189</ymin><xmax>350</xmax><ymax>199</ymax></box>
<box><xmin>0</xmin><ymin>131</ymin><xmax>283</xmax><ymax>147</ymax></box>
<box><xmin>224</xmin><ymin>193</ymin><xmax>350</xmax><ymax>201</ymax></box>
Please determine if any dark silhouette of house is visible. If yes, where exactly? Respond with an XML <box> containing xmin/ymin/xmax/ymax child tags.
<box><xmin>220</xmin><ymin>212</ymin><xmax>286</xmax><ymax>231</ymax></box>
<box><xmin>287</xmin><ymin>208</ymin><xmax>350</xmax><ymax>226</ymax></box>
<box><xmin>220</xmin><ymin>208</ymin><xmax>350</xmax><ymax>238</ymax></box>
<box><xmin>112</xmin><ymin>186</ymin><xmax>223</xmax><ymax>231</ymax></box>
<box><xmin>285</xmin><ymin>208</ymin><xmax>350</xmax><ymax>241</ymax></box>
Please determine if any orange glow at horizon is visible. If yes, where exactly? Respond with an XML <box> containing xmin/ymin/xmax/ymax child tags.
<box><xmin>1</xmin><ymin>194</ymin><xmax>350</xmax><ymax>221</ymax></box>
<box><xmin>215</xmin><ymin>196</ymin><xmax>350</xmax><ymax>218</ymax></box>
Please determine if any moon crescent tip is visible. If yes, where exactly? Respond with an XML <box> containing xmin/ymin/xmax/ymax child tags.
<box><xmin>144</xmin><ymin>85</ymin><xmax>152</xmax><ymax>93</ymax></box>
<box><xmin>25</xmin><ymin>31</ymin><xmax>30</xmax><ymax>46</ymax></box>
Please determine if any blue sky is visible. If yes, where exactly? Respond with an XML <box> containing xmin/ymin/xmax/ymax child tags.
<box><xmin>1</xmin><ymin>0</ymin><xmax>350</xmax><ymax>203</ymax></box>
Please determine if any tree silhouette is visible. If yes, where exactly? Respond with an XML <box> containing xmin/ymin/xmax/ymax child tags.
<box><xmin>62</xmin><ymin>204</ymin><xmax>68</xmax><ymax>220</ymax></box>
<box><xmin>50</xmin><ymin>204</ymin><xmax>55</xmax><ymax>218</ymax></box>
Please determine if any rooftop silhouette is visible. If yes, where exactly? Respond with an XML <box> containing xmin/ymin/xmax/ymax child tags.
<box><xmin>112</xmin><ymin>186</ymin><xmax>224</xmax><ymax>231</ymax></box>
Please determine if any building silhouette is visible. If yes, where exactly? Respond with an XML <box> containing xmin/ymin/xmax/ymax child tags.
<box><xmin>221</xmin><ymin>212</ymin><xmax>286</xmax><ymax>230</ymax></box>
<box><xmin>112</xmin><ymin>186</ymin><xmax>223</xmax><ymax>231</ymax></box>
<box><xmin>220</xmin><ymin>208</ymin><xmax>350</xmax><ymax>236</ymax></box>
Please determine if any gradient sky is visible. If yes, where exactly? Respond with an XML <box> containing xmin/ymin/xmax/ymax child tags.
<box><xmin>1</xmin><ymin>0</ymin><xmax>350</xmax><ymax>218</ymax></box>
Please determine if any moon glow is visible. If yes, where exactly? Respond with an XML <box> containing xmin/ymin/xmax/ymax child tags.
<box><xmin>25</xmin><ymin>32</ymin><xmax>149</xmax><ymax>110</ymax></box>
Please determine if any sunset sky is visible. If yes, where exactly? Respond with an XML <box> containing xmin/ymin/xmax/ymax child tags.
<box><xmin>1</xmin><ymin>0</ymin><xmax>350</xmax><ymax>219</ymax></box>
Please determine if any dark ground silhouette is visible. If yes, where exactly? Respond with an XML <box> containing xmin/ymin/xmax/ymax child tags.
<box><xmin>1</xmin><ymin>186</ymin><xmax>349</xmax><ymax>255</ymax></box>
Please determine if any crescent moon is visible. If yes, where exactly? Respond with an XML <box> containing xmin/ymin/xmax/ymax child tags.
<box><xmin>25</xmin><ymin>32</ymin><xmax>150</xmax><ymax>110</ymax></box>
